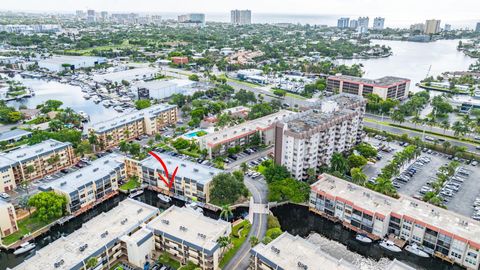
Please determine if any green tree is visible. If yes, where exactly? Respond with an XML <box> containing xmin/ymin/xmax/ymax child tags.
<box><xmin>263</xmin><ymin>164</ymin><xmax>291</xmax><ymax>184</ymax></box>
<box><xmin>350</xmin><ymin>168</ymin><xmax>367</xmax><ymax>185</ymax></box>
<box><xmin>85</xmin><ymin>257</ymin><xmax>98</xmax><ymax>269</ymax></box>
<box><xmin>135</xmin><ymin>99</ymin><xmax>151</xmax><ymax>110</ymax></box>
<box><xmin>216</xmin><ymin>236</ymin><xmax>231</xmax><ymax>254</ymax></box>
<box><xmin>330</xmin><ymin>153</ymin><xmax>349</xmax><ymax>175</ymax></box>
<box><xmin>355</xmin><ymin>143</ymin><xmax>377</xmax><ymax>159</ymax></box>
<box><xmin>188</xmin><ymin>74</ymin><xmax>200</xmax><ymax>81</ymax></box>
<box><xmin>209</xmin><ymin>173</ymin><xmax>248</xmax><ymax>205</ymax></box>
<box><xmin>249</xmin><ymin>236</ymin><xmax>260</xmax><ymax>247</ymax></box>
<box><xmin>28</xmin><ymin>191</ymin><xmax>67</xmax><ymax>222</ymax></box>
<box><xmin>347</xmin><ymin>154</ymin><xmax>367</xmax><ymax>169</ymax></box>
<box><xmin>220</xmin><ymin>204</ymin><xmax>233</xmax><ymax>222</ymax></box>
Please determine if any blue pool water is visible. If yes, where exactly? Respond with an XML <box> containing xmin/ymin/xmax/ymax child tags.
<box><xmin>184</xmin><ymin>131</ymin><xmax>207</xmax><ymax>138</ymax></box>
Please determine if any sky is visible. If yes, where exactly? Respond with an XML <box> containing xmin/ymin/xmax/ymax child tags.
<box><xmin>1</xmin><ymin>0</ymin><xmax>479</xmax><ymax>28</ymax></box>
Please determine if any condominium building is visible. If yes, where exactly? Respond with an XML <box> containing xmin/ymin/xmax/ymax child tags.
<box><xmin>178</xmin><ymin>13</ymin><xmax>206</xmax><ymax>26</ymax></box>
<box><xmin>337</xmin><ymin>17</ymin><xmax>350</xmax><ymax>29</ymax></box>
<box><xmin>0</xmin><ymin>139</ymin><xmax>76</xmax><ymax>192</ymax></box>
<box><xmin>476</xmin><ymin>22</ymin><xmax>480</xmax><ymax>33</ymax></box>
<box><xmin>231</xmin><ymin>10</ymin><xmax>252</xmax><ymax>25</ymax></box>
<box><xmin>357</xmin><ymin>17</ymin><xmax>369</xmax><ymax>28</ymax></box>
<box><xmin>147</xmin><ymin>206</ymin><xmax>231</xmax><ymax>270</ymax></box>
<box><xmin>12</xmin><ymin>198</ymin><xmax>160</xmax><ymax>270</ymax></box>
<box><xmin>326</xmin><ymin>75</ymin><xmax>411</xmax><ymax>100</ymax></box>
<box><xmin>0</xmin><ymin>200</ymin><xmax>18</xmax><ymax>239</ymax></box>
<box><xmin>135</xmin><ymin>152</ymin><xmax>223</xmax><ymax>203</ymax></box>
<box><xmin>349</xmin><ymin>20</ymin><xmax>358</xmax><ymax>29</ymax></box>
<box><xmin>310</xmin><ymin>174</ymin><xmax>480</xmax><ymax>270</ymax></box>
<box><xmin>87</xmin><ymin>104</ymin><xmax>177</xmax><ymax>149</ymax></box>
<box><xmin>425</xmin><ymin>19</ymin><xmax>441</xmax><ymax>34</ymax></box>
<box><xmin>199</xmin><ymin>110</ymin><xmax>295</xmax><ymax>158</ymax></box>
<box><xmin>373</xmin><ymin>17</ymin><xmax>385</xmax><ymax>30</ymax></box>
<box><xmin>274</xmin><ymin>94</ymin><xmax>366</xmax><ymax>180</ymax></box>
<box><xmin>250</xmin><ymin>232</ymin><xmax>356</xmax><ymax>270</ymax></box>
<box><xmin>39</xmin><ymin>154</ymin><xmax>126</xmax><ymax>215</ymax></box>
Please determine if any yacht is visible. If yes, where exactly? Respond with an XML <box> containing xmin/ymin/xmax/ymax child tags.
<box><xmin>92</xmin><ymin>96</ymin><xmax>101</xmax><ymax>103</ymax></box>
<box><xmin>114</xmin><ymin>106</ymin><xmax>124</xmax><ymax>113</ymax></box>
<box><xmin>128</xmin><ymin>189</ymin><xmax>143</xmax><ymax>198</ymax></box>
<box><xmin>83</xmin><ymin>94</ymin><xmax>91</xmax><ymax>99</ymax></box>
<box><xmin>78</xmin><ymin>111</ymin><xmax>89</xmax><ymax>121</ymax></box>
<box><xmin>405</xmin><ymin>243</ymin><xmax>430</xmax><ymax>258</ymax></box>
<box><xmin>102</xmin><ymin>100</ymin><xmax>112</xmax><ymax>107</ymax></box>
<box><xmin>355</xmin><ymin>234</ymin><xmax>373</xmax><ymax>243</ymax></box>
<box><xmin>379</xmin><ymin>240</ymin><xmax>402</xmax><ymax>252</ymax></box>
<box><xmin>157</xmin><ymin>194</ymin><xmax>172</xmax><ymax>203</ymax></box>
<box><xmin>13</xmin><ymin>242</ymin><xmax>36</xmax><ymax>255</ymax></box>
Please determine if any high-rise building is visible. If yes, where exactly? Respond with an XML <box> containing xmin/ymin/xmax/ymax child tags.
<box><xmin>357</xmin><ymin>16</ymin><xmax>369</xmax><ymax>28</ymax></box>
<box><xmin>425</xmin><ymin>19</ymin><xmax>441</xmax><ymax>34</ymax></box>
<box><xmin>274</xmin><ymin>94</ymin><xmax>366</xmax><ymax>180</ymax></box>
<box><xmin>373</xmin><ymin>17</ymin><xmax>385</xmax><ymax>30</ymax></box>
<box><xmin>349</xmin><ymin>19</ymin><xmax>358</xmax><ymax>29</ymax></box>
<box><xmin>326</xmin><ymin>75</ymin><xmax>411</xmax><ymax>100</ymax></box>
<box><xmin>178</xmin><ymin>13</ymin><xmax>206</xmax><ymax>26</ymax></box>
<box><xmin>476</xmin><ymin>22</ymin><xmax>480</xmax><ymax>32</ymax></box>
<box><xmin>231</xmin><ymin>9</ymin><xmax>252</xmax><ymax>25</ymax></box>
<box><xmin>410</xmin><ymin>23</ymin><xmax>425</xmax><ymax>32</ymax></box>
<box><xmin>87</xmin><ymin>9</ymin><xmax>96</xmax><ymax>23</ymax></box>
<box><xmin>444</xmin><ymin>24</ymin><xmax>452</xmax><ymax>31</ymax></box>
<box><xmin>75</xmin><ymin>10</ymin><xmax>85</xmax><ymax>18</ymax></box>
<box><xmin>100</xmin><ymin>11</ymin><xmax>108</xmax><ymax>21</ymax></box>
<box><xmin>337</xmin><ymin>17</ymin><xmax>350</xmax><ymax>28</ymax></box>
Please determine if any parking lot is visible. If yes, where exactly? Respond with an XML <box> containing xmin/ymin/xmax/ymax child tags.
<box><xmin>363</xmin><ymin>137</ymin><xmax>480</xmax><ymax>218</ymax></box>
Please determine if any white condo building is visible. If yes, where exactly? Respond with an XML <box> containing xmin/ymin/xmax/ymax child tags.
<box><xmin>231</xmin><ymin>10</ymin><xmax>252</xmax><ymax>25</ymax></box>
<box><xmin>274</xmin><ymin>94</ymin><xmax>366</xmax><ymax>180</ymax></box>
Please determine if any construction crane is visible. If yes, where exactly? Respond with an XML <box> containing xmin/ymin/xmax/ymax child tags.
<box><xmin>425</xmin><ymin>64</ymin><xmax>432</xmax><ymax>79</ymax></box>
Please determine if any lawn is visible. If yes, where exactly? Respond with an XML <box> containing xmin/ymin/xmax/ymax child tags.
<box><xmin>119</xmin><ymin>178</ymin><xmax>140</xmax><ymax>191</ymax></box>
<box><xmin>1</xmin><ymin>215</ymin><xmax>52</xmax><ymax>246</ymax></box>
<box><xmin>219</xmin><ymin>220</ymin><xmax>251</xmax><ymax>268</ymax></box>
<box><xmin>179</xmin><ymin>149</ymin><xmax>201</xmax><ymax>158</ymax></box>
<box><xmin>158</xmin><ymin>252</ymin><xmax>180</xmax><ymax>269</ymax></box>
<box><xmin>63</xmin><ymin>41</ymin><xmax>134</xmax><ymax>56</ymax></box>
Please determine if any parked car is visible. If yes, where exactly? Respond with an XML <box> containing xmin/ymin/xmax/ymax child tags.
<box><xmin>0</xmin><ymin>193</ymin><xmax>10</xmax><ymax>199</ymax></box>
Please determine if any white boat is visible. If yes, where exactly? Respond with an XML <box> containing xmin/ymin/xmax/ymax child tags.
<box><xmin>102</xmin><ymin>100</ymin><xmax>112</xmax><ymax>107</ymax></box>
<box><xmin>157</xmin><ymin>194</ymin><xmax>172</xmax><ymax>203</ymax></box>
<box><xmin>405</xmin><ymin>243</ymin><xmax>430</xmax><ymax>258</ymax></box>
<box><xmin>114</xmin><ymin>106</ymin><xmax>124</xmax><ymax>112</ymax></box>
<box><xmin>128</xmin><ymin>190</ymin><xmax>143</xmax><ymax>198</ymax></box>
<box><xmin>78</xmin><ymin>111</ymin><xmax>89</xmax><ymax>119</ymax></box>
<box><xmin>83</xmin><ymin>94</ymin><xmax>91</xmax><ymax>99</ymax></box>
<box><xmin>13</xmin><ymin>242</ymin><xmax>36</xmax><ymax>255</ymax></box>
<box><xmin>355</xmin><ymin>234</ymin><xmax>373</xmax><ymax>243</ymax></box>
<box><xmin>92</xmin><ymin>96</ymin><xmax>101</xmax><ymax>103</ymax></box>
<box><xmin>186</xmin><ymin>202</ymin><xmax>203</xmax><ymax>214</ymax></box>
<box><xmin>379</xmin><ymin>240</ymin><xmax>402</xmax><ymax>252</ymax></box>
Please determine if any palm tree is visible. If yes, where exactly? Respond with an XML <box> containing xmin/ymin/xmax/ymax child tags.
<box><xmin>440</xmin><ymin>120</ymin><xmax>450</xmax><ymax>135</ymax></box>
<box><xmin>442</xmin><ymin>141</ymin><xmax>451</xmax><ymax>152</ymax></box>
<box><xmin>220</xmin><ymin>204</ymin><xmax>233</xmax><ymax>222</ymax></box>
<box><xmin>216</xmin><ymin>236</ymin><xmax>231</xmax><ymax>254</ymax></box>
<box><xmin>330</xmin><ymin>152</ymin><xmax>348</xmax><ymax>175</ymax></box>
<box><xmin>240</xmin><ymin>162</ymin><xmax>248</xmax><ymax>173</ymax></box>
<box><xmin>249</xmin><ymin>236</ymin><xmax>259</xmax><ymax>247</ymax></box>
<box><xmin>452</xmin><ymin>121</ymin><xmax>467</xmax><ymax>137</ymax></box>
<box><xmin>350</xmin><ymin>168</ymin><xmax>367</xmax><ymax>186</ymax></box>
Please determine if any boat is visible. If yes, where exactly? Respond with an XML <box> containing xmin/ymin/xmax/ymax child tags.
<box><xmin>157</xmin><ymin>194</ymin><xmax>172</xmax><ymax>203</ymax></box>
<box><xmin>13</xmin><ymin>242</ymin><xmax>36</xmax><ymax>255</ymax></box>
<box><xmin>379</xmin><ymin>240</ymin><xmax>402</xmax><ymax>252</ymax></box>
<box><xmin>92</xmin><ymin>96</ymin><xmax>101</xmax><ymax>103</ymax></box>
<box><xmin>83</xmin><ymin>94</ymin><xmax>91</xmax><ymax>99</ymax></box>
<box><xmin>186</xmin><ymin>202</ymin><xmax>203</xmax><ymax>214</ymax></box>
<box><xmin>128</xmin><ymin>190</ymin><xmax>144</xmax><ymax>198</ymax></box>
<box><xmin>102</xmin><ymin>100</ymin><xmax>112</xmax><ymax>107</ymax></box>
<box><xmin>78</xmin><ymin>111</ymin><xmax>89</xmax><ymax>119</ymax></box>
<box><xmin>405</xmin><ymin>243</ymin><xmax>430</xmax><ymax>258</ymax></box>
<box><xmin>114</xmin><ymin>106</ymin><xmax>124</xmax><ymax>112</ymax></box>
<box><xmin>355</xmin><ymin>234</ymin><xmax>373</xmax><ymax>243</ymax></box>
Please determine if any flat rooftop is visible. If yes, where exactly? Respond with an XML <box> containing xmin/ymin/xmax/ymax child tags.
<box><xmin>13</xmin><ymin>199</ymin><xmax>159</xmax><ymax>270</ymax></box>
<box><xmin>87</xmin><ymin>103</ymin><xmax>177</xmax><ymax>134</ymax></box>
<box><xmin>200</xmin><ymin>110</ymin><xmax>295</xmax><ymax>147</ymax></box>
<box><xmin>322</xmin><ymin>93</ymin><xmax>366</xmax><ymax>109</ymax></box>
<box><xmin>283</xmin><ymin>109</ymin><xmax>354</xmax><ymax>133</ymax></box>
<box><xmin>141</xmin><ymin>152</ymin><xmax>223</xmax><ymax>185</ymax></box>
<box><xmin>0</xmin><ymin>129</ymin><xmax>31</xmax><ymax>142</ymax></box>
<box><xmin>92</xmin><ymin>67</ymin><xmax>159</xmax><ymax>83</ymax></box>
<box><xmin>251</xmin><ymin>232</ymin><xmax>355</xmax><ymax>270</ymax></box>
<box><xmin>39</xmin><ymin>154</ymin><xmax>125</xmax><ymax>194</ymax></box>
<box><xmin>38</xmin><ymin>55</ymin><xmax>105</xmax><ymax>65</ymax></box>
<box><xmin>147</xmin><ymin>206</ymin><xmax>230</xmax><ymax>252</ymax></box>
<box><xmin>311</xmin><ymin>174</ymin><xmax>480</xmax><ymax>246</ymax></box>
<box><xmin>329</xmin><ymin>75</ymin><xmax>410</xmax><ymax>87</ymax></box>
<box><xmin>136</xmin><ymin>79</ymin><xmax>195</xmax><ymax>90</ymax></box>
<box><xmin>0</xmin><ymin>139</ymin><xmax>71</xmax><ymax>169</ymax></box>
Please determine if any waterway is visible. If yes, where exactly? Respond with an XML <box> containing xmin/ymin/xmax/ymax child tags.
<box><xmin>0</xmin><ymin>190</ymin><xmax>248</xmax><ymax>270</ymax></box>
<box><xmin>271</xmin><ymin>204</ymin><xmax>464</xmax><ymax>270</ymax></box>
<box><xmin>341</xmin><ymin>39</ymin><xmax>476</xmax><ymax>94</ymax></box>
<box><xmin>6</xmin><ymin>75</ymin><xmax>123</xmax><ymax>123</ymax></box>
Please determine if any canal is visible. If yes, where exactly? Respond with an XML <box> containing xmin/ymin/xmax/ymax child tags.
<box><xmin>0</xmin><ymin>190</ymin><xmax>248</xmax><ymax>270</ymax></box>
<box><xmin>271</xmin><ymin>203</ymin><xmax>465</xmax><ymax>270</ymax></box>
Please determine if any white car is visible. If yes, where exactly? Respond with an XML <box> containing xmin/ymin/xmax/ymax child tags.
<box><xmin>0</xmin><ymin>193</ymin><xmax>10</xmax><ymax>199</ymax></box>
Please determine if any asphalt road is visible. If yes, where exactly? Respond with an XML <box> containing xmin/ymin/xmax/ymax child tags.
<box><xmin>224</xmin><ymin>175</ymin><xmax>268</xmax><ymax>270</ymax></box>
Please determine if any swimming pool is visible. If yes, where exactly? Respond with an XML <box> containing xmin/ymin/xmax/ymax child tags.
<box><xmin>184</xmin><ymin>130</ymin><xmax>207</xmax><ymax>138</ymax></box>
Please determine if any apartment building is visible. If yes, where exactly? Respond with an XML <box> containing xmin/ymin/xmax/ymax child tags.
<box><xmin>147</xmin><ymin>206</ymin><xmax>231</xmax><ymax>270</ymax></box>
<box><xmin>0</xmin><ymin>200</ymin><xmax>18</xmax><ymax>239</ymax></box>
<box><xmin>87</xmin><ymin>104</ymin><xmax>177</xmax><ymax>149</ymax></box>
<box><xmin>39</xmin><ymin>154</ymin><xmax>125</xmax><ymax>215</ymax></box>
<box><xmin>337</xmin><ymin>17</ymin><xmax>350</xmax><ymax>29</ymax></box>
<box><xmin>12</xmin><ymin>198</ymin><xmax>160</xmax><ymax>270</ymax></box>
<box><xmin>327</xmin><ymin>75</ymin><xmax>411</xmax><ymax>100</ymax></box>
<box><xmin>199</xmin><ymin>110</ymin><xmax>295</xmax><ymax>158</ymax></box>
<box><xmin>135</xmin><ymin>152</ymin><xmax>223</xmax><ymax>203</ymax></box>
<box><xmin>250</xmin><ymin>232</ymin><xmax>356</xmax><ymax>270</ymax></box>
<box><xmin>310</xmin><ymin>174</ymin><xmax>480</xmax><ymax>270</ymax></box>
<box><xmin>0</xmin><ymin>139</ymin><xmax>76</xmax><ymax>192</ymax></box>
<box><xmin>373</xmin><ymin>17</ymin><xmax>385</xmax><ymax>30</ymax></box>
<box><xmin>425</xmin><ymin>19</ymin><xmax>441</xmax><ymax>34</ymax></box>
<box><xmin>275</xmin><ymin>94</ymin><xmax>366</xmax><ymax>180</ymax></box>
<box><xmin>231</xmin><ymin>10</ymin><xmax>252</xmax><ymax>25</ymax></box>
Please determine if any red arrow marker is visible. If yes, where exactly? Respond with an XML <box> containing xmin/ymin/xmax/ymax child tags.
<box><xmin>148</xmin><ymin>151</ymin><xmax>179</xmax><ymax>189</ymax></box>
